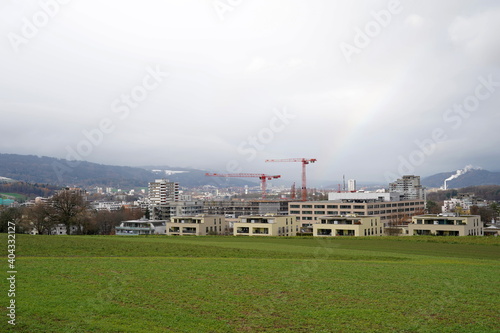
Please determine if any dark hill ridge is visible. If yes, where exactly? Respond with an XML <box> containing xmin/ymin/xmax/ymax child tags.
<box><xmin>0</xmin><ymin>153</ymin><xmax>256</xmax><ymax>188</ymax></box>
<box><xmin>422</xmin><ymin>169</ymin><xmax>500</xmax><ymax>189</ymax></box>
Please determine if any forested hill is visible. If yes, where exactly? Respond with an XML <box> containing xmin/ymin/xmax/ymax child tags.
<box><xmin>0</xmin><ymin>153</ymin><xmax>255</xmax><ymax>188</ymax></box>
<box><xmin>0</xmin><ymin>182</ymin><xmax>59</xmax><ymax>200</ymax></box>
<box><xmin>422</xmin><ymin>169</ymin><xmax>500</xmax><ymax>189</ymax></box>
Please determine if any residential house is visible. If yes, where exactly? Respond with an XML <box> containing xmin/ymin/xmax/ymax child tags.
<box><xmin>233</xmin><ymin>215</ymin><xmax>297</xmax><ymax>236</ymax></box>
<box><xmin>313</xmin><ymin>215</ymin><xmax>383</xmax><ymax>237</ymax></box>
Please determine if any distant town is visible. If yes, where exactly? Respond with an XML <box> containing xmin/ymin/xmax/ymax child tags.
<box><xmin>1</xmin><ymin>167</ymin><xmax>499</xmax><ymax>237</ymax></box>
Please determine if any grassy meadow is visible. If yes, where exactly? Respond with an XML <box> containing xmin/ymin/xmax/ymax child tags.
<box><xmin>2</xmin><ymin>234</ymin><xmax>500</xmax><ymax>332</ymax></box>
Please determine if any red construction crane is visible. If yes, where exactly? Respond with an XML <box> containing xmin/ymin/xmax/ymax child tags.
<box><xmin>205</xmin><ymin>173</ymin><xmax>281</xmax><ymax>199</ymax></box>
<box><xmin>265</xmin><ymin>158</ymin><xmax>317</xmax><ymax>201</ymax></box>
<box><xmin>290</xmin><ymin>182</ymin><xmax>296</xmax><ymax>200</ymax></box>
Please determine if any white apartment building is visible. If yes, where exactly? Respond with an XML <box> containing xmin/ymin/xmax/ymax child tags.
<box><xmin>148</xmin><ymin>179</ymin><xmax>180</xmax><ymax>220</ymax></box>
<box><xmin>347</xmin><ymin>179</ymin><xmax>356</xmax><ymax>192</ymax></box>
<box><xmin>389</xmin><ymin>175</ymin><xmax>426</xmax><ymax>201</ymax></box>
<box><xmin>115</xmin><ymin>218</ymin><xmax>167</xmax><ymax>235</ymax></box>
<box><xmin>148</xmin><ymin>179</ymin><xmax>179</xmax><ymax>205</ymax></box>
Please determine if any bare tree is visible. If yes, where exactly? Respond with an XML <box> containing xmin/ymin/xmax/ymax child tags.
<box><xmin>93</xmin><ymin>207</ymin><xmax>144</xmax><ymax>235</ymax></box>
<box><xmin>50</xmin><ymin>190</ymin><xmax>88</xmax><ymax>235</ymax></box>
<box><xmin>471</xmin><ymin>205</ymin><xmax>497</xmax><ymax>224</ymax></box>
<box><xmin>0</xmin><ymin>207</ymin><xmax>25</xmax><ymax>233</ymax></box>
<box><xmin>385</xmin><ymin>213</ymin><xmax>411</xmax><ymax>236</ymax></box>
<box><xmin>26</xmin><ymin>202</ymin><xmax>56</xmax><ymax>235</ymax></box>
<box><xmin>426</xmin><ymin>200</ymin><xmax>441</xmax><ymax>214</ymax></box>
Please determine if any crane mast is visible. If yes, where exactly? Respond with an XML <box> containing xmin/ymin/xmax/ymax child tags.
<box><xmin>265</xmin><ymin>158</ymin><xmax>317</xmax><ymax>201</ymax></box>
<box><xmin>205</xmin><ymin>173</ymin><xmax>281</xmax><ymax>199</ymax></box>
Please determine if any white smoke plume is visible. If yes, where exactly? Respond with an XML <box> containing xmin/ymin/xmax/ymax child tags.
<box><xmin>443</xmin><ymin>165</ymin><xmax>482</xmax><ymax>190</ymax></box>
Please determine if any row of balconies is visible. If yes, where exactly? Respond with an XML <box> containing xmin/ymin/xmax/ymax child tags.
<box><xmin>169</xmin><ymin>227</ymin><xmax>197</xmax><ymax>234</ymax></box>
<box><xmin>320</xmin><ymin>220</ymin><xmax>361</xmax><ymax>225</ymax></box>
<box><xmin>415</xmin><ymin>220</ymin><xmax>465</xmax><ymax>225</ymax></box>
<box><xmin>236</xmin><ymin>227</ymin><xmax>269</xmax><ymax>234</ymax></box>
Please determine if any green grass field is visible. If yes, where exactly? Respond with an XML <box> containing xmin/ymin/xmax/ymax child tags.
<box><xmin>0</xmin><ymin>193</ymin><xmax>26</xmax><ymax>201</ymax></box>
<box><xmin>2</xmin><ymin>235</ymin><xmax>500</xmax><ymax>332</ymax></box>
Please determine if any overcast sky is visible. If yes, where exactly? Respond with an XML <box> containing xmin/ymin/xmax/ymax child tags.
<box><xmin>1</xmin><ymin>0</ymin><xmax>499</xmax><ymax>183</ymax></box>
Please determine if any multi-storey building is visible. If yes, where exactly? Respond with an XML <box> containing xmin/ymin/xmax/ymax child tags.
<box><xmin>204</xmin><ymin>200</ymin><xmax>290</xmax><ymax>218</ymax></box>
<box><xmin>233</xmin><ymin>215</ymin><xmax>297</xmax><ymax>236</ymax></box>
<box><xmin>115</xmin><ymin>218</ymin><xmax>167</xmax><ymax>235</ymax></box>
<box><xmin>328</xmin><ymin>192</ymin><xmax>401</xmax><ymax>202</ymax></box>
<box><xmin>148</xmin><ymin>179</ymin><xmax>179</xmax><ymax>205</ymax></box>
<box><xmin>289</xmin><ymin>199</ymin><xmax>425</xmax><ymax>232</ymax></box>
<box><xmin>408</xmin><ymin>214</ymin><xmax>483</xmax><ymax>236</ymax></box>
<box><xmin>152</xmin><ymin>201</ymin><xmax>205</xmax><ymax>220</ymax></box>
<box><xmin>166</xmin><ymin>215</ymin><xmax>228</xmax><ymax>236</ymax></box>
<box><xmin>92</xmin><ymin>201</ymin><xmax>126</xmax><ymax>211</ymax></box>
<box><xmin>389</xmin><ymin>175</ymin><xmax>426</xmax><ymax>201</ymax></box>
<box><xmin>313</xmin><ymin>215</ymin><xmax>383</xmax><ymax>237</ymax></box>
<box><xmin>347</xmin><ymin>179</ymin><xmax>356</xmax><ymax>192</ymax></box>
<box><xmin>148</xmin><ymin>179</ymin><xmax>179</xmax><ymax>220</ymax></box>
<box><xmin>170</xmin><ymin>201</ymin><xmax>204</xmax><ymax>216</ymax></box>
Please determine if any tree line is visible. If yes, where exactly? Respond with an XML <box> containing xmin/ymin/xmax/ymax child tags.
<box><xmin>427</xmin><ymin>185</ymin><xmax>500</xmax><ymax>201</ymax></box>
<box><xmin>0</xmin><ymin>182</ymin><xmax>59</xmax><ymax>201</ymax></box>
<box><xmin>0</xmin><ymin>190</ymin><xmax>143</xmax><ymax>235</ymax></box>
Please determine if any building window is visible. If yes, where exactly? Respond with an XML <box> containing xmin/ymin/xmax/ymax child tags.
<box><xmin>237</xmin><ymin>227</ymin><xmax>249</xmax><ymax>234</ymax></box>
<box><xmin>317</xmin><ymin>229</ymin><xmax>332</xmax><ymax>236</ymax></box>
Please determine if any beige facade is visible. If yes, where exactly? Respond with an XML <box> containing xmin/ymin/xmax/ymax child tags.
<box><xmin>166</xmin><ymin>215</ymin><xmax>228</xmax><ymax>236</ymax></box>
<box><xmin>233</xmin><ymin>215</ymin><xmax>297</xmax><ymax>236</ymax></box>
<box><xmin>313</xmin><ymin>216</ymin><xmax>383</xmax><ymax>237</ymax></box>
<box><xmin>289</xmin><ymin>200</ymin><xmax>425</xmax><ymax>231</ymax></box>
<box><xmin>409</xmin><ymin>214</ymin><xmax>483</xmax><ymax>236</ymax></box>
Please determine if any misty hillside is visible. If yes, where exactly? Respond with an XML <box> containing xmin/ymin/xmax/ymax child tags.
<box><xmin>422</xmin><ymin>169</ymin><xmax>500</xmax><ymax>189</ymax></box>
<box><xmin>0</xmin><ymin>154</ymin><xmax>256</xmax><ymax>188</ymax></box>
